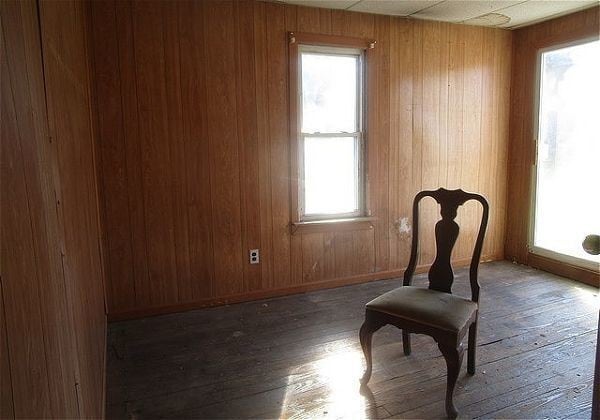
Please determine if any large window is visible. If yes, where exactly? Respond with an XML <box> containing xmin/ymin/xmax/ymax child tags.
<box><xmin>291</xmin><ymin>35</ymin><xmax>368</xmax><ymax>222</ymax></box>
<box><xmin>532</xmin><ymin>38</ymin><xmax>600</xmax><ymax>269</ymax></box>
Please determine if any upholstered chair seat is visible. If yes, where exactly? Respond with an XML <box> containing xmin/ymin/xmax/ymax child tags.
<box><xmin>366</xmin><ymin>287</ymin><xmax>478</xmax><ymax>333</ymax></box>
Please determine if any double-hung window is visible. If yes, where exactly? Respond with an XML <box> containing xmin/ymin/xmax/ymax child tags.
<box><xmin>290</xmin><ymin>34</ymin><xmax>370</xmax><ymax>224</ymax></box>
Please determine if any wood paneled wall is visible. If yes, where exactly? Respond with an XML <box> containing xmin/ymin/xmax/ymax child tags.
<box><xmin>505</xmin><ymin>6</ymin><xmax>599</xmax><ymax>284</ymax></box>
<box><xmin>90</xmin><ymin>0</ymin><xmax>513</xmax><ymax>319</ymax></box>
<box><xmin>1</xmin><ymin>0</ymin><xmax>105</xmax><ymax>417</ymax></box>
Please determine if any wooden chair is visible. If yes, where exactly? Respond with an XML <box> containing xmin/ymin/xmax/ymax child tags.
<box><xmin>359</xmin><ymin>188</ymin><xmax>489</xmax><ymax>418</ymax></box>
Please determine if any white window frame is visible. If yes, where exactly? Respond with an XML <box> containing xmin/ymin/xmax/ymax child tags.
<box><xmin>528</xmin><ymin>36</ymin><xmax>600</xmax><ymax>272</ymax></box>
<box><xmin>297</xmin><ymin>44</ymin><xmax>366</xmax><ymax>222</ymax></box>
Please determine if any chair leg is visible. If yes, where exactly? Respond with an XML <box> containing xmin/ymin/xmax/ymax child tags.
<box><xmin>359</xmin><ymin>316</ymin><xmax>383</xmax><ymax>385</ymax></box>
<box><xmin>438</xmin><ymin>341</ymin><xmax>464</xmax><ymax>419</ymax></box>
<box><xmin>467</xmin><ymin>322</ymin><xmax>477</xmax><ymax>375</ymax></box>
<box><xmin>402</xmin><ymin>330</ymin><xmax>411</xmax><ymax>355</ymax></box>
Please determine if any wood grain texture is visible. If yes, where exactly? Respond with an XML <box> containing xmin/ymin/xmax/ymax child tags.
<box><xmin>505</xmin><ymin>6</ymin><xmax>599</xmax><ymax>283</ymax></box>
<box><xmin>104</xmin><ymin>262</ymin><xmax>598</xmax><ymax>419</ymax></box>
<box><xmin>39</xmin><ymin>0</ymin><xmax>107</xmax><ymax>416</ymax></box>
<box><xmin>1</xmin><ymin>0</ymin><xmax>106</xmax><ymax>417</ymax></box>
<box><xmin>89</xmin><ymin>0</ymin><xmax>513</xmax><ymax>318</ymax></box>
<box><xmin>0</xmin><ymin>283</ymin><xmax>13</xmax><ymax>418</ymax></box>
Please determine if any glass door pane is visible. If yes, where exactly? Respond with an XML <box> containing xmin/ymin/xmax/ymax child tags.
<box><xmin>533</xmin><ymin>39</ymin><xmax>600</xmax><ymax>267</ymax></box>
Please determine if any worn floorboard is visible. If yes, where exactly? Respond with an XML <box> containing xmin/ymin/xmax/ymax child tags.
<box><xmin>106</xmin><ymin>261</ymin><xmax>599</xmax><ymax>419</ymax></box>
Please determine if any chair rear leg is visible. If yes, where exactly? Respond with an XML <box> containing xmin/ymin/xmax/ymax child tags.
<box><xmin>359</xmin><ymin>315</ymin><xmax>384</xmax><ymax>385</ymax></box>
<box><xmin>402</xmin><ymin>331</ymin><xmax>411</xmax><ymax>355</ymax></box>
<box><xmin>438</xmin><ymin>341</ymin><xmax>464</xmax><ymax>419</ymax></box>
<box><xmin>467</xmin><ymin>322</ymin><xmax>477</xmax><ymax>375</ymax></box>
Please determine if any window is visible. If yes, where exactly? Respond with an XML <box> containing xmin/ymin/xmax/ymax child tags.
<box><xmin>531</xmin><ymin>38</ymin><xmax>600</xmax><ymax>269</ymax></box>
<box><xmin>290</xmin><ymin>34</ymin><xmax>371</xmax><ymax>224</ymax></box>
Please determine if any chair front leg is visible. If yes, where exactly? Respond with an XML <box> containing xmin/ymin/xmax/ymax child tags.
<box><xmin>467</xmin><ymin>322</ymin><xmax>477</xmax><ymax>375</ymax></box>
<box><xmin>359</xmin><ymin>313</ymin><xmax>385</xmax><ymax>385</ymax></box>
<box><xmin>402</xmin><ymin>331</ymin><xmax>411</xmax><ymax>355</ymax></box>
<box><xmin>438</xmin><ymin>341</ymin><xmax>464</xmax><ymax>419</ymax></box>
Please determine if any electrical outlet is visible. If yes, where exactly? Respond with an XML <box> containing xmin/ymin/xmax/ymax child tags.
<box><xmin>249</xmin><ymin>249</ymin><xmax>259</xmax><ymax>264</ymax></box>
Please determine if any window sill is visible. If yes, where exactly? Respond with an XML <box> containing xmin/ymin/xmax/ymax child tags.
<box><xmin>291</xmin><ymin>216</ymin><xmax>376</xmax><ymax>235</ymax></box>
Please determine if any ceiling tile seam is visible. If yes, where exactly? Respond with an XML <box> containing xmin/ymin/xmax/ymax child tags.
<box><xmin>345</xmin><ymin>0</ymin><xmax>363</xmax><ymax>11</ymax></box>
<box><xmin>408</xmin><ymin>0</ymin><xmax>448</xmax><ymax>17</ymax></box>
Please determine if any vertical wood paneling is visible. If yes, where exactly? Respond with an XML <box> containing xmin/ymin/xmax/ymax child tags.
<box><xmin>1</xmin><ymin>0</ymin><xmax>106</xmax><ymax>417</ymax></box>
<box><xmin>163</xmin><ymin>1</ymin><xmax>191</xmax><ymax>303</ymax></box>
<box><xmin>266</xmin><ymin>2</ymin><xmax>293</xmax><ymax>288</ymax></box>
<box><xmin>334</xmin><ymin>232</ymin><xmax>354</xmax><ymax>278</ymax></box>
<box><xmin>90</xmin><ymin>0</ymin><xmax>137</xmax><ymax>311</ymax></box>
<box><xmin>2</xmin><ymin>1</ymin><xmax>71</xmax><ymax>416</ymax></box>
<box><xmin>204</xmin><ymin>0</ymin><xmax>245</xmax><ymax>297</ymax></box>
<box><xmin>235</xmin><ymin>0</ymin><xmax>262</xmax><ymax>292</ymax></box>
<box><xmin>90</xmin><ymin>0</ymin><xmax>513</xmax><ymax>318</ymax></box>
<box><xmin>133</xmin><ymin>0</ymin><xmax>179</xmax><ymax>304</ymax></box>
<box><xmin>353</xmin><ymin>230</ymin><xmax>376</xmax><ymax>274</ymax></box>
<box><xmin>286</xmin><ymin>3</ymin><xmax>303</xmax><ymax>287</ymax></box>
<box><xmin>479</xmin><ymin>29</ymin><xmax>496</xmax><ymax>258</ymax></box>
<box><xmin>438</xmin><ymin>23</ymin><xmax>450</xmax><ymax>190</ymax></box>
<box><xmin>458</xmin><ymin>25</ymin><xmax>484</xmax><ymax>260</ymax></box>
<box><xmin>253</xmin><ymin>0</ymin><xmax>274</xmax><ymax>291</ymax></box>
<box><xmin>39</xmin><ymin>0</ymin><xmax>107</xmax><ymax>415</ymax></box>
<box><xmin>302</xmin><ymin>234</ymin><xmax>325</xmax><ymax>283</ymax></box>
<box><xmin>115</xmin><ymin>0</ymin><xmax>151</xmax><ymax>307</ymax></box>
<box><xmin>178</xmin><ymin>0</ymin><xmax>214</xmax><ymax>301</ymax></box>
<box><xmin>447</xmin><ymin>26</ymin><xmax>465</xmax><ymax>192</ymax></box>
<box><xmin>374</xmin><ymin>15</ymin><xmax>391</xmax><ymax>272</ymax></box>
<box><xmin>421</xmin><ymin>21</ymin><xmax>442</xmax><ymax>265</ymax></box>
<box><xmin>389</xmin><ymin>18</ymin><xmax>414</xmax><ymax>271</ymax></box>
<box><xmin>495</xmin><ymin>30</ymin><xmax>512</xmax><ymax>258</ymax></box>
<box><xmin>0</xmin><ymin>284</ymin><xmax>14</xmax><ymax>418</ymax></box>
<box><xmin>322</xmin><ymin>232</ymin><xmax>336</xmax><ymax>280</ymax></box>
<box><xmin>1</xmin><ymin>28</ymin><xmax>53</xmax><ymax>414</ymax></box>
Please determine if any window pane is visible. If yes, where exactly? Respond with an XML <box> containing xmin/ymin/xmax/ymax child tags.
<box><xmin>534</xmin><ymin>40</ymin><xmax>600</xmax><ymax>265</ymax></box>
<box><xmin>301</xmin><ymin>52</ymin><xmax>358</xmax><ymax>133</ymax></box>
<box><xmin>304</xmin><ymin>137</ymin><xmax>358</xmax><ymax>215</ymax></box>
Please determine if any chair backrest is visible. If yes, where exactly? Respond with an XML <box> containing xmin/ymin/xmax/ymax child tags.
<box><xmin>402</xmin><ymin>188</ymin><xmax>489</xmax><ymax>302</ymax></box>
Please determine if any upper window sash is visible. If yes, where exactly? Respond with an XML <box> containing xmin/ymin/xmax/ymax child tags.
<box><xmin>298</xmin><ymin>45</ymin><xmax>364</xmax><ymax>137</ymax></box>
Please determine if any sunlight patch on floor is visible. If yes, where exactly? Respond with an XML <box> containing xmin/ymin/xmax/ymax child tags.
<box><xmin>280</xmin><ymin>346</ymin><xmax>371</xmax><ymax>419</ymax></box>
<box><xmin>573</xmin><ymin>286</ymin><xmax>600</xmax><ymax>311</ymax></box>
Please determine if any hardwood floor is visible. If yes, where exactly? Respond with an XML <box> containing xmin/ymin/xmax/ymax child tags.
<box><xmin>106</xmin><ymin>261</ymin><xmax>598</xmax><ymax>419</ymax></box>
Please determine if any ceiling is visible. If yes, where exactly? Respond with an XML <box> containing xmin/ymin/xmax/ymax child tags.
<box><xmin>275</xmin><ymin>0</ymin><xmax>599</xmax><ymax>29</ymax></box>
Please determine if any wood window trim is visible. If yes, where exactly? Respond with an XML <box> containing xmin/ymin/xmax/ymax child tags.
<box><xmin>527</xmin><ymin>252</ymin><xmax>599</xmax><ymax>287</ymax></box>
<box><xmin>291</xmin><ymin>216</ymin><xmax>376</xmax><ymax>235</ymax></box>
<box><xmin>288</xmin><ymin>32</ymin><xmax>376</xmax><ymax>230</ymax></box>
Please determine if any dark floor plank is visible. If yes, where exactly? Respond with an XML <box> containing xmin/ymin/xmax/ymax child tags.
<box><xmin>105</xmin><ymin>261</ymin><xmax>599</xmax><ymax>419</ymax></box>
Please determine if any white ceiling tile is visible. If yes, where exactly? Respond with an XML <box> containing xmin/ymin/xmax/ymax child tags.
<box><xmin>348</xmin><ymin>0</ymin><xmax>445</xmax><ymax>16</ymax></box>
<box><xmin>412</xmin><ymin>0</ymin><xmax>524</xmax><ymax>22</ymax></box>
<box><xmin>266</xmin><ymin>0</ymin><xmax>599</xmax><ymax>29</ymax></box>
<box><xmin>277</xmin><ymin>0</ymin><xmax>358</xmax><ymax>10</ymax></box>
<box><xmin>497</xmin><ymin>0</ymin><xmax>599</xmax><ymax>28</ymax></box>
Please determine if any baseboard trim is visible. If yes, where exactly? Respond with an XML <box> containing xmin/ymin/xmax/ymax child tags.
<box><xmin>107</xmin><ymin>254</ymin><xmax>502</xmax><ymax>321</ymax></box>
